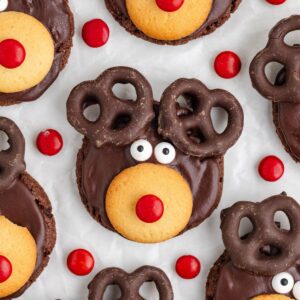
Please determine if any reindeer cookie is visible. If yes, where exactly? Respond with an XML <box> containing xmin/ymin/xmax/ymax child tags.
<box><xmin>250</xmin><ymin>16</ymin><xmax>300</xmax><ymax>162</ymax></box>
<box><xmin>0</xmin><ymin>117</ymin><xmax>56</xmax><ymax>299</ymax></box>
<box><xmin>88</xmin><ymin>266</ymin><xmax>173</xmax><ymax>300</ymax></box>
<box><xmin>67</xmin><ymin>66</ymin><xmax>243</xmax><ymax>243</ymax></box>
<box><xmin>105</xmin><ymin>0</ymin><xmax>241</xmax><ymax>45</ymax></box>
<box><xmin>0</xmin><ymin>0</ymin><xmax>74</xmax><ymax>105</ymax></box>
<box><xmin>206</xmin><ymin>193</ymin><xmax>300</xmax><ymax>300</ymax></box>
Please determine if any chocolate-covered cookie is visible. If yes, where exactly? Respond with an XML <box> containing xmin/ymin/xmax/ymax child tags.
<box><xmin>206</xmin><ymin>193</ymin><xmax>300</xmax><ymax>300</ymax></box>
<box><xmin>88</xmin><ymin>266</ymin><xmax>173</xmax><ymax>300</ymax></box>
<box><xmin>0</xmin><ymin>117</ymin><xmax>56</xmax><ymax>299</ymax></box>
<box><xmin>67</xmin><ymin>66</ymin><xmax>243</xmax><ymax>243</ymax></box>
<box><xmin>250</xmin><ymin>15</ymin><xmax>300</xmax><ymax>162</ymax></box>
<box><xmin>0</xmin><ymin>0</ymin><xmax>74</xmax><ymax>105</ymax></box>
<box><xmin>105</xmin><ymin>0</ymin><xmax>241</xmax><ymax>45</ymax></box>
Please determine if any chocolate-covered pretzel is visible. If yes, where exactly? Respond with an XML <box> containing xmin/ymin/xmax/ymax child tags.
<box><xmin>67</xmin><ymin>67</ymin><xmax>155</xmax><ymax>147</ymax></box>
<box><xmin>221</xmin><ymin>194</ymin><xmax>300</xmax><ymax>276</ymax></box>
<box><xmin>250</xmin><ymin>15</ymin><xmax>300</xmax><ymax>103</ymax></box>
<box><xmin>0</xmin><ymin>117</ymin><xmax>25</xmax><ymax>192</ymax></box>
<box><xmin>158</xmin><ymin>79</ymin><xmax>243</xmax><ymax>159</ymax></box>
<box><xmin>88</xmin><ymin>266</ymin><xmax>173</xmax><ymax>300</ymax></box>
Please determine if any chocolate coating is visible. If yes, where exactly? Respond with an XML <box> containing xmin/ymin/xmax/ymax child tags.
<box><xmin>88</xmin><ymin>266</ymin><xmax>173</xmax><ymax>300</ymax></box>
<box><xmin>0</xmin><ymin>0</ymin><xmax>74</xmax><ymax>105</ymax></box>
<box><xmin>105</xmin><ymin>0</ymin><xmax>241</xmax><ymax>45</ymax></box>
<box><xmin>206</xmin><ymin>252</ymin><xmax>300</xmax><ymax>300</ymax></box>
<box><xmin>77</xmin><ymin>122</ymin><xmax>224</xmax><ymax>233</ymax></box>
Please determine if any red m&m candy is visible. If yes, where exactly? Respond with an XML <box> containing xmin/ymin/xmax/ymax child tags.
<box><xmin>67</xmin><ymin>249</ymin><xmax>94</xmax><ymax>276</ymax></box>
<box><xmin>0</xmin><ymin>255</ymin><xmax>12</xmax><ymax>283</ymax></box>
<box><xmin>258</xmin><ymin>155</ymin><xmax>284</xmax><ymax>182</ymax></box>
<box><xmin>82</xmin><ymin>19</ymin><xmax>110</xmax><ymax>48</ymax></box>
<box><xmin>176</xmin><ymin>255</ymin><xmax>201</xmax><ymax>279</ymax></box>
<box><xmin>266</xmin><ymin>0</ymin><xmax>286</xmax><ymax>5</ymax></box>
<box><xmin>36</xmin><ymin>129</ymin><xmax>63</xmax><ymax>156</ymax></box>
<box><xmin>136</xmin><ymin>195</ymin><xmax>164</xmax><ymax>223</ymax></box>
<box><xmin>0</xmin><ymin>39</ymin><xmax>26</xmax><ymax>69</ymax></box>
<box><xmin>214</xmin><ymin>51</ymin><xmax>241</xmax><ymax>79</ymax></box>
<box><xmin>156</xmin><ymin>0</ymin><xmax>184</xmax><ymax>12</ymax></box>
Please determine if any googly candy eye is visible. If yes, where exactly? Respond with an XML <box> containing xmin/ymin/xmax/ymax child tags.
<box><xmin>0</xmin><ymin>0</ymin><xmax>8</xmax><ymax>12</ymax></box>
<box><xmin>272</xmin><ymin>272</ymin><xmax>294</xmax><ymax>294</ymax></box>
<box><xmin>154</xmin><ymin>142</ymin><xmax>176</xmax><ymax>164</ymax></box>
<box><xmin>293</xmin><ymin>281</ymin><xmax>300</xmax><ymax>299</ymax></box>
<box><xmin>130</xmin><ymin>139</ymin><xmax>153</xmax><ymax>162</ymax></box>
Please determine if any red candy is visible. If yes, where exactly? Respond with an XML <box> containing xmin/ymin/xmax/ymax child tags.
<box><xmin>0</xmin><ymin>255</ymin><xmax>12</xmax><ymax>283</ymax></box>
<box><xmin>156</xmin><ymin>0</ymin><xmax>184</xmax><ymax>12</ymax></box>
<box><xmin>176</xmin><ymin>255</ymin><xmax>201</xmax><ymax>279</ymax></box>
<box><xmin>36</xmin><ymin>129</ymin><xmax>63</xmax><ymax>156</ymax></box>
<box><xmin>0</xmin><ymin>39</ymin><xmax>26</xmax><ymax>69</ymax></box>
<box><xmin>266</xmin><ymin>0</ymin><xmax>286</xmax><ymax>5</ymax></box>
<box><xmin>259</xmin><ymin>155</ymin><xmax>284</xmax><ymax>182</ymax></box>
<box><xmin>82</xmin><ymin>19</ymin><xmax>110</xmax><ymax>48</ymax></box>
<box><xmin>214</xmin><ymin>51</ymin><xmax>241</xmax><ymax>79</ymax></box>
<box><xmin>67</xmin><ymin>249</ymin><xmax>94</xmax><ymax>276</ymax></box>
<box><xmin>136</xmin><ymin>195</ymin><xmax>164</xmax><ymax>223</ymax></box>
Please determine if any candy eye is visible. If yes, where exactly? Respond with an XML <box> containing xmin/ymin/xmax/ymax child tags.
<box><xmin>293</xmin><ymin>281</ymin><xmax>300</xmax><ymax>299</ymax></box>
<box><xmin>0</xmin><ymin>0</ymin><xmax>8</xmax><ymax>12</ymax></box>
<box><xmin>154</xmin><ymin>142</ymin><xmax>176</xmax><ymax>164</ymax></box>
<box><xmin>130</xmin><ymin>139</ymin><xmax>153</xmax><ymax>162</ymax></box>
<box><xmin>272</xmin><ymin>272</ymin><xmax>294</xmax><ymax>294</ymax></box>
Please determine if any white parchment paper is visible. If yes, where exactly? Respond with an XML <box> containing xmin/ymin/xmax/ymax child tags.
<box><xmin>1</xmin><ymin>0</ymin><xmax>300</xmax><ymax>299</ymax></box>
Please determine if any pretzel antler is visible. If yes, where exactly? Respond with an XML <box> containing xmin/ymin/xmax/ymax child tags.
<box><xmin>221</xmin><ymin>194</ymin><xmax>300</xmax><ymax>276</ymax></box>
<box><xmin>158</xmin><ymin>79</ymin><xmax>243</xmax><ymax>159</ymax></box>
<box><xmin>88</xmin><ymin>266</ymin><xmax>174</xmax><ymax>300</ymax></box>
<box><xmin>67</xmin><ymin>67</ymin><xmax>155</xmax><ymax>147</ymax></box>
<box><xmin>0</xmin><ymin>117</ymin><xmax>26</xmax><ymax>192</ymax></box>
<box><xmin>250</xmin><ymin>15</ymin><xmax>300</xmax><ymax>103</ymax></box>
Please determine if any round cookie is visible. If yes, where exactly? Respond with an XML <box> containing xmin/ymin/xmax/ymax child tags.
<box><xmin>0</xmin><ymin>0</ymin><xmax>74</xmax><ymax>105</ymax></box>
<box><xmin>0</xmin><ymin>12</ymin><xmax>54</xmax><ymax>93</ymax></box>
<box><xmin>105</xmin><ymin>0</ymin><xmax>242</xmax><ymax>45</ymax></box>
<box><xmin>206</xmin><ymin>194</ymin><xmax>300</xmax><ymax>300</ymax></box>
<box><xmin>0</xmin><ymin>216</ymin><xmax>37</xmax><ymax>298</ymax></box>
<box><xmin>67</xmin><ymin>67</ymin><xmax>243</xmax><ymax>243</ymax></box>
<box><xmin>126</xmin><ymin>0</ymin><xmax>213</xmax><ymax>41</ymax></box>
<box><xmin>106</xmin><ymin>163</ymin><xmax>193</xmax><ymax>243</ymax></box>
<box><xmin>0</xmin><ymin>117</ymin><xmax>56</xmax><ymax>299</ymax></box>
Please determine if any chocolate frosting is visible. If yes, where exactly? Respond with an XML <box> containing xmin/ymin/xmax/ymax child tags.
<box><xmin>79</xmin><ymin>118</ymin><xmax>223</xmax><ymax>232</ymax></box>
<box><xmin>88</xmin><ymin>266</ymin><xmax>174</xmax><ymax>300</ymax></box>
<box><xmin>0</xmin><ymin>179</ymin><xmax>46</xmax><ymax>299</ymax></box>
<box><xmin>0</xmin><ymin>0</ymin><xmax>73</xmax><ymax>104</ymax></box>
<box><xmin>114</xmin><ymin>0</ymin><xmax>233</xmax><ymax>37</ymax></box>
<box><xmin>212</xmin><ymin>254</ymin><xmax>300</xmax><ymax>300</ymax></box>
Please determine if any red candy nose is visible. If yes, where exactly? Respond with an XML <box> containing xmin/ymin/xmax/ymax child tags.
<box><xmin>0</xmin><ymin>39</ymin><xmax>26</xmax><ymax>69</ymax></box>
<box><xmin>0</xmin><ymin>255</ymin><xmax>12</xmax><ymax>283</ymax></box>
<box><xmin>136</xmin><ymin>195</ymin><xmax>164</xmax><ymax>223</ymax></box>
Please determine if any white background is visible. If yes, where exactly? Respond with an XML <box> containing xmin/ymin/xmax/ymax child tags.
<box><xmin>2</xmin><ymin>0</ymin><xmax>300</xmax><ymax>299</ymax></box>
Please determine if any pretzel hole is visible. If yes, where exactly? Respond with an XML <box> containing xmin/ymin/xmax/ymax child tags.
<box><xmin>111</xmin><ymin>114</ymin><xmax>132</xmax><ymax>130</ymax></box>
<box><xmin>265</xmin><ymin>62</ymin><xmax>285</xmax><ymax>85</ymax></box>
<box><xmin>103</xmin><ymin>284</ymin><xmax>122</xmax><ymax>299</ymax></box>
<box><xmin>238</xmin><ymin>217</ymin><xmax>254</xmax><ymax>239</ymax></box>
<box><xmin>274</xmin><ymin>210</ymin><xmax>291</xmax><ymax>231</ymax></box>
<box><xmin>82</xmin><ymin>94</ymin><xmax>101</xmax><ymax>122</ymax></box>
<box><xmin>0</xmin><ymin>131</ymin><xmax>10</xmax><ymax>151</ymax></box>
<box><xmin>211</xmin><ymin>107</ymin><xmax>228</xmax><ymax>134</ymax></box>
<box><xmin>176</xmin><ymin>94</ymin><xmax>199</xmax><ymax>116</ymax></box>
<box><xmin>139</xmin><ymin>282</ymin><xmax>160</xmax><ymax>300</ymax></box>
<box><xmin>284</xmin><ymin>31</ymin><xmax>300</xmax><ymax>46</ymax></box>
<box><xmin>112</xmin><ymin>83</ymin><xmax>137</xmax><ymax>101</ymax></box>
<box><xmin>259</xmin><ymin>245</ymin><xmax>282</xmax><ymax>258</ymax></box>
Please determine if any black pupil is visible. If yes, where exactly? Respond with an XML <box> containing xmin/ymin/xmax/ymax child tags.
<box><xmin>281</xmin><ymin>278</ymin><xmax>289</xmax><ymax>286</ymax></box>
<box><xmin>137</xmin><ymin>145</ymin><xmax>144</xmax><ymax>152</ymax></box>
<box><xmin>162</xmin><ymin>148</ymin><xmax>170</xmax><ymax>155</ymax></box>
